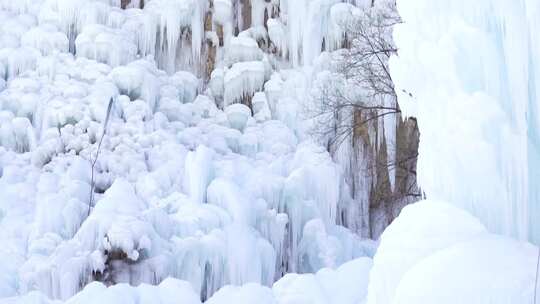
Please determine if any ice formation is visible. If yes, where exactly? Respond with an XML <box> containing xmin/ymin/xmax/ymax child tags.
<box><xmin>223</xmin><ymin>61</ymin><xmax>266</xmax><ymax>107</ymax></box>
<box><xmin>0</xmin><ymin>0</ymin><xmax>384</xmax><ymax>302</ymax></box>
<box><xmin>6</xmin><ymin>0</ymin><xmax>536</xmax><ymax>302</ymax></box>
<box><xmin>390</xmin><ymin>0</ymin><xmax>540</xmax><ymax>244</ymax></box>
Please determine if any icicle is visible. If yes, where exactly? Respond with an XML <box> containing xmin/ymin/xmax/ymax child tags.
<box><xmin>183</xmin><ymin>145</ymin><xmax>214</xmax><ymax>204</ymax></box>
<box><xmin>267</xmin><ymin>18</ymin><xmax>287</xmax><ymax>58</ymax></box>
<box><xmin>213</xmin><ymin>0</ymin><xmax>232</xmax><ymax>25</ymax></box>
<box><xmin>223</xmin><ymin>61</ymin><xmax>265</xmax><ymax>107</ymax></box>
<box><xmin>144</xmin><ymin>0</ymin><xmax>207</xmax><ymax>73</ymax></box>
<box><xmin>250</xmin><ymin>0</ymin><xmax>267</xmax><ymax>28</ymax></box>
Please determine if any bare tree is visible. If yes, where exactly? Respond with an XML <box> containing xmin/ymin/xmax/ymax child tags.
<box><xmin>311</xmin><ymin>1</ymin><xmax>401</xmax><ymax>145</ymax></box>
<box><xmin>309</xmin><ymin>1</ymin><xmax>421</xmax><ymax>238</ymax></box>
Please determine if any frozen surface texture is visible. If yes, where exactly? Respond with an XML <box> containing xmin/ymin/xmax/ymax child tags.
<box><xmin>391</xmin><ymin>0</ymin><xmax>540</xmax><ymax>244</ymax></box>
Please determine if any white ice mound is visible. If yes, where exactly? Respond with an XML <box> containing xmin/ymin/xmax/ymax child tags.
<box><xmin>225</xmin><ymin>103</ymin><xmax>251</xmax><ymax>131</ymax></box>
<box><xmin>169</xmin><ymin>71</ymin><xmax>200</xmax><ymax>104</ymax></box>
<box><xmin>206</xmin><ymin>283</ymin><xmax>275</xmax><ymax>304</ymax></box>
<box><xmin>223</xmin><ymin>61</ymin><xmax>265</xmax><ymax>107</ymax></box>
<box><xmin>392</xmin><ymin>234</ymin><xmax>538</xmax><ymax>304</ymax></box>
<box><xmin>109</xmin><ymin>60</ymin><xmax>163</xmax><ymax>110</ymax></box>
<box><xmin>183</xmin><ymin>145</ymin><xmax>214</xmax><ymax>204</ymax></box>
<box><xmin>0</xmin><ymin>278</ymin><xmax>201</xmax><ymax>304</ymax></box>
<box><xmin>273</xmin><ymin>257</ymin><xmax>372</xmax><ymax>304</ymax></box>
<box><xmin>251</xmin><ymin>92</ymin><xmax>271</xmax><ymax>122</ymax></box>
<box><xmin>75</xmin><ymin>24</ymin><xmax>137</xmax><ymax>67</ymax></box>
<box><xmin>226</xmin><ymin>36</ymin><xmax>263</xmax><ymax>64</ymax></box>
<box><xmin>366</xmin><ymin>200</ymin><xmax>539</xmax><ymax>304</ymax></box>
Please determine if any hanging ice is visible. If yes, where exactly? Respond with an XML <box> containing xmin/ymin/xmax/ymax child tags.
<box><xmin>223</xmin><ymin>61</ymin><xmax>265</xmax><ymax>107</ymax></box>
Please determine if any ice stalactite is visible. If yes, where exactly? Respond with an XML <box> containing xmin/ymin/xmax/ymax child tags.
<box><xmin>223</xmin><ymin>61</ymin><xmax>265</xmax><ymax>107</ymax></box>
<box><xmin>267</xmin><ymin>18</ymin><xmax>287</xmax><ymax>58</ymax></box>
<box><xmin>279</xmin><ymin>0</ymin><xmax>360</xmax><ymax>67</ymax></box>
<box><xmin>184</xmin><ymin>145</ymin><xmax>214</xmax><ymax>204</ymax></box>
<box><xmin>144</xmin><ymin>0</ymin><xmax>208</xmax><ymax>74</ymax></box>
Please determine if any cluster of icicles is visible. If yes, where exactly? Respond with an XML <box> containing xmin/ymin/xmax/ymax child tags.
<box><xmin>0</xmin><ymin>0</ymin><xmax>378</xmax><ymax>301</ymax></box>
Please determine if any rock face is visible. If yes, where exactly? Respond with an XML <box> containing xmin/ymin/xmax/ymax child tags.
<box><xmin>334</xmin><ymin>109</ymin><xmax>419</xmax><ymax>239</ymax></box>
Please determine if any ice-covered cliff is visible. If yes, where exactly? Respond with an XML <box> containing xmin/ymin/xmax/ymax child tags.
<box><xmin>0</xmin><ymin>0</ymin><xmax>410</xmax><ymax>302</ymax></box>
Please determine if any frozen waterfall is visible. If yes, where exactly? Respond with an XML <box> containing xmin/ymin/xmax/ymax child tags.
<box><xmin>390</xmin><ymin>0</ymin><xmax>540</xmax><ymax>245</ymax></box>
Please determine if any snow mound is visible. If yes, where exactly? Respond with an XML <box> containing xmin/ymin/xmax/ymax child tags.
<box><xmin>393</xmin><ymin>234</ymin><xmax>538</xmax><ymax>304</ymax></box>
<box><xmin>225</xmin><ymin>103</ymin><xmax>251</xmax><ymax>131</ymax></box>
<box><xmin>366</xmin><ymin>200</ymin><xmax>539</xmax><ymax>304</ymax></box>
<box><xmin>206</xmin><ymin>283</ymin><xmax>275</xmax><ymax>304</ymax></box>
<box><xmin>273</xmin><ymin>257</ymin><xmax>372</xmax><ymax>304</ymax></box>
<box><xmin>0</xmin><ymin>278</ymin><xmax>201</xmax><ymax>304</ymax></box>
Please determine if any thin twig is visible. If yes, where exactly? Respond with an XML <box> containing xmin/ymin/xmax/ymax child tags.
<box><xmin>88</xmin><ymin>98</ymin><xmax>114</xmax><ymax>216</ymax></box>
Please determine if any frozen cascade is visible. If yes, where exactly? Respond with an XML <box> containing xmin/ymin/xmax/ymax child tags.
<box><xmin>0</xmin><ymin>0</ymin><xmax>398</xmax><ymax>303</ymax></box>
<box><xmin>390</xmin><ymin>0</ymin><xmax>540</xmax><ymax>244</ymax></box>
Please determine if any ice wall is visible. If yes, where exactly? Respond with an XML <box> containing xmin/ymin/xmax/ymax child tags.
<box><xmin>391</xmin><ymin>0</ymin><xmax>540</xmax><ymax>244</ymax></box>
